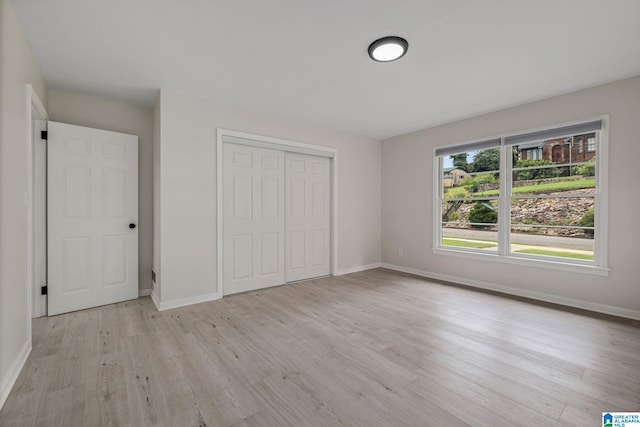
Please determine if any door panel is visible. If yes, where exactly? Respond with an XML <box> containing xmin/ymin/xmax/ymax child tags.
<box><xmin>285</xmin><ymin>153</ymin><xmax>331</xmax><ymax>282</ymax></box>
<box><xmin>48</xmin><ymin>121</ymin><xmax>138</xmax><ymax>315</ymax></box>
<box><xmin>223</xmin><ymin>144</ymin><xmax>284</xmax><ymax>295</ymax></box>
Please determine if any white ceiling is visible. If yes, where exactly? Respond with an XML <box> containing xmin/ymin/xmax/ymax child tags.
<box><xmin>11</xmin><ymin>0</ymin><xmax>640</xmax><ymax>139</ymax></box>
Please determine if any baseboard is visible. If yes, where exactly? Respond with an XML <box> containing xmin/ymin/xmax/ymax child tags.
<box><xmin>138</xmin><ymin>288</ymin><xmax>152</xmax><ymax>297</ymax></box>
<box><xmin>150</xmin><ymin>289</ymin><xmax>161</xmax><ymax>311</ymax></box>
<box><xmin>153</xmin><ymin>292</ymin><xmax>221</xmax><ymax>311</ymax></box>
<box><xmin>334</xmin><ymin>263</ymin><xmax>382</xmax><ymax>276</ymax></box>
<box><xmin>0</xmin><ymin>340</ymin><xmax>31</xmax><ymax>411</ymax></box>
<box><xmin>381</xmin><ymin>263</ymin><xmax>640</xmax><ymax>321</ymax></box>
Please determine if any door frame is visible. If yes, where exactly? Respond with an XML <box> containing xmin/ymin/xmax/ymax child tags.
<box><xmin>216</xmin><ymin>129</ymin><xmax>338</xmax><ymax>296</ymax></box>
<box><xmin>26</xmin><ymin>84</ymin><xmax>49</xmax><ymax>324</ymax></box>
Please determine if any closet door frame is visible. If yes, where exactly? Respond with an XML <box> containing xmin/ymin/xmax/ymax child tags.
<box><xmin>216</xmin><ymin>129</ymin><xmax>337</xmax><ymax>296</ymax></box>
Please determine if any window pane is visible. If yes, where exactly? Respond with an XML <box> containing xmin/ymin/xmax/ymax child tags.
<box><xmin>442</xmin><ymin>199</ymin><xmax>499</xmax><ymax>252</ymax></box>
<box><xmin>510</xmin><ymin>193</ymin><xmax>594</xmax><ymax>261</ymax></box>
<box><xmin>510</xmin><ymin>226</ymin><xmax>594</xmax><ymax>261</ymax></box>
<box><xmin>442</xmin><ymin>229</ymin><xmax>498</xmax><ymax>252</ymax></box>
<box><xmin>442</xmin><ymin>147</ymin><xmax>501</xmax><ymax>197</ymax></box>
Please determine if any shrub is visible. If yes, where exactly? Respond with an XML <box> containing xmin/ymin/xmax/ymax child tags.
<box><xmin>469</xmin><ymin>201</ymin><xmax>498</xmax><ymax>228</ymax></box>
<box><xmin>573</xmin><ymin>160</ymin><xmax>595</xmax><ymax>177</ymax></box>
<box><xmin>580</xmin><ymin>208</ymin><xmax>595</xmax><ymax>237</ymax></box>
<box><xmin>514</xmin><ymin>159</ymin><xmax>558</xmax><ymax>181</ymax></box>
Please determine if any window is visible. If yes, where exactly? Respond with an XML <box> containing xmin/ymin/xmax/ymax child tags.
<box><xmin>435</xmin><ymin>118</ymin><xmax>606</xmax><ymax>272</ymax></box>
<box><xmin>523</xmin><ymin>148</ymin><xmax>542</xmax><ymax>160</ymax></box>
<box><xmin>577</xmin><ymin>137</ymin><xmax>584</xmax><ymax>153</ymax></box>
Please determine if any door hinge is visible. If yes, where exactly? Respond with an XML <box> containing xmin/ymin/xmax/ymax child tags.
<box><xmin>41</xmin><ymin>285</ymin><xmax>48</xmax><ymax>295</ymax></box>
<box><xmin>41</xmin><ymin>130</ymin><xmax>48</xmax><ymax>140</ymax></box>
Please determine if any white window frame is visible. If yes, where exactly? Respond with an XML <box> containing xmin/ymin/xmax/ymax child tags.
<box><xmin>433</xmin><ymin>116</ymin><xmax>609</xmax><ymax>276</ymax></box>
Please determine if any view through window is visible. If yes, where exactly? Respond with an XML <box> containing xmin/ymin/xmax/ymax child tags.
<box><xmin>437</xmin><ymin>119</ymin><xmax>602</xmax><ymax>266</ymax></box>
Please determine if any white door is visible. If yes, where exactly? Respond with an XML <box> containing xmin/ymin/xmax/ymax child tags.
<box><xmin>47</xmin><ymin>121</ymin><xmax>138</xmax><ymax>315</ymax></box>
<box><xmin>223</xmin><ymin>144</ymin><xmax>284</xmax><ymax>295</ymax></box>
<box><xmin>285</xmin><ymin>153</ymin><xmax>331</xmax><ymax>282</ymax></box>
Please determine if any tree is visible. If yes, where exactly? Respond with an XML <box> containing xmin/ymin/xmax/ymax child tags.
<box><xmin>470</xmin><ymin>148</ymin><xmax>500</xmax><ymax>173</ymax></box>
<box><xmin>450</xmin><ymin>153</ymin><xmax>469</xmax><ymax>172</ymax></box>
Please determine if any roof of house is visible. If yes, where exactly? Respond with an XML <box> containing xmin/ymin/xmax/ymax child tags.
<box><xmin>517</xmin><ymin>141</ymin><xmax>545</xmax><ymax>150</ymax></box>
<box><xmin>443</xmin><ymin>167</ymin><xmax>467</xmax><ymax>174</ymax></box>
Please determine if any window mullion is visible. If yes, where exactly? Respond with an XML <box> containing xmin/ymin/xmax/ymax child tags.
<box><xmin>498</xmin><ymin>139</ymin><xmax>510</xmax><ymax>256</ymax></box>
<box><xmin>434</xmin><ymin>153</ymin><xmax>443</xmax><ymax>249</ymax></box>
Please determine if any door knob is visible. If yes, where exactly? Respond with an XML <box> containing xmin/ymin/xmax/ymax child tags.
<box><xmin>129</xmin><ymin>223</ymin><xmax>136</xmax><ymax>229</ymax></box>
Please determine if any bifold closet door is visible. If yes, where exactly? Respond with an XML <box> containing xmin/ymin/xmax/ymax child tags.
<box><xmin>285</xmin><ymin>152</ymin><xmax>331</xmax><ymax>282</ymax></box>
<box><xmin>223</xmin><ymin>144</ymin><xmax>285</xmax><ymax>295</ymax></box>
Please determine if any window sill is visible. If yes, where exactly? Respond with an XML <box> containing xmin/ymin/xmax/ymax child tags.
<box><xmin>432</xmin><ymin>247</ymin><xmax>609</xmax><ymax>277</ymax></box>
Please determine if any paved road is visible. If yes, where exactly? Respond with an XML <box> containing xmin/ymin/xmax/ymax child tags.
<box><xmin>443</xmin><ymin>227</ymin><xmax>594</xmax><ymax>251</ymax></box>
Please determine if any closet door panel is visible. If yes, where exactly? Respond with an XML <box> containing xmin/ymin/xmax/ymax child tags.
<box><xmin>285</xmin><ymin>153</ymin><xmax>331</xmax><ymax>282</ymax></box>
<box><xmin>223</xmin><ymin>144</ymin><xmax>284</xmax><ymax>295</ymax></box>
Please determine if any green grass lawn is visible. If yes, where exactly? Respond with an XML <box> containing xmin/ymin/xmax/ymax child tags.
<box><xmin>442</xmin><ymin>238</ymin><xmax>497</xmax><ymax>249</ymax></box>
<box><xmin>473</xmin><ymin>178</ymin><xmax>595</xmax><ymax>197</ymax></box>
<box><xmin>514</xmin><ymin>248</ymin><xmax>594</xmax><ymax>260</ymax></box>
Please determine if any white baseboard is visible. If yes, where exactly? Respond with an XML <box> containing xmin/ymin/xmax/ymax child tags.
<box><xmin>0</xmin><ymin>340</ymin><xmax>31</xmax><ymax>411</ymax></box>
<box><xmin>153</xmin><ymin>292</ymin><xmax>221</xmax><ymax>311</ymax></box>
<box><xmin>150</xmin><ymin>289</ymin><xmax>161</xmax><ymax>311</ymax></box>
<box><xmin>381</xmin><ymin>263</ymin><xmax>640</xmax><ymax>321</ymax></box>
<box><xmin>334</xmin><ymin>263</ymin><xmax>382</xmax><ymax>276</ymax></box>
<box><xmin>138</xmin><ymin>288</ymin><xmax>152</xmax><ymax>297</ymax></box>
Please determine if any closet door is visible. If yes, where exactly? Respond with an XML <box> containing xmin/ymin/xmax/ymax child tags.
<box><xmin>223</xmin><ymin>144</ymin><xmax>285</xmax><ymax>295</ymax></box>
<box><xmin>285</xmin><ymin>153</ymin><xmax>331</xmax><ymax>282</ymax></box>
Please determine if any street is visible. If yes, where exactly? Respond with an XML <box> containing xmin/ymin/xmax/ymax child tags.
<box><xmin>443</xmin><ymin>227</ymin><xmax>594</xmax><ymax>251</ymax></box>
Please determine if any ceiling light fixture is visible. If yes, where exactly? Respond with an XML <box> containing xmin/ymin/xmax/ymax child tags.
<box><xmin>368</xmin><ymin>36</ymin><xmax>408</xmax><ymax>62</ymax></box>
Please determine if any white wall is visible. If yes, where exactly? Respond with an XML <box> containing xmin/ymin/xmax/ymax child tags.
<box><xmin>382</xmin><ymin>76</ymin><xmax>640</xmax><ymax>318</ymax></box>
<box><xmin>47</xmin><ymin>89</ymin><xmax>155</xmax><ymax>293</ymax></box>
<box><xmin>156</xmin><ymin>89</ymin><xmax>381</xmax><ymax>306</ymax></box>
<box><xmin>152</xmin><ymin>93</ymin><xmax>162</xmax><ymax>302</ymax></box>
<box><xmin>0</xmin><ymin>0</ymin><xmax>48</xmax><ymax>407</ymax></box>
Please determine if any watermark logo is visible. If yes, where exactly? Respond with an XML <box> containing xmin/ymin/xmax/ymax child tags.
<box><xmin>603</xmin><ymin>412</ymin><xmax>640</xmax><ymax>427</ymax></box>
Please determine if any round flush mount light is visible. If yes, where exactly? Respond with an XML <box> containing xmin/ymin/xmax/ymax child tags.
<box><xmin>368</xmin><ymin>36</ymin><xmax>408</xmax><ymax>62</ymax></box>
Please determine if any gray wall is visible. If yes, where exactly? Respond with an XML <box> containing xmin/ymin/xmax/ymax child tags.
<box><xmin>155</xmin><ymin>89</ymin><xmax>381</xmax><ymax>305</ymax></box>
<box><xmin>152</xmin><ymin>93</ymin><xmax>162</xmax><ymax>300</ymax></box>
<box><xmin>47</xmin><ymin>89</ymin><xmax>155</xmax><ymax>293</ymax></box>
<box><xmin>0</xmin><ymin>0</ymin><xmax>48</xmax><ymax>406</ymax></box>
<box><xmin>382</xmin><ymin>76</ymin><xmax>640</xmax><ymax>318</ymax></box>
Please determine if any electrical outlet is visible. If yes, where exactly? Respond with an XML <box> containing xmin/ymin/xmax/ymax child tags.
<box><xmin>398</xmin><ymin>248</ymin><xmax>404</xmax><ymax>256</ymax></box>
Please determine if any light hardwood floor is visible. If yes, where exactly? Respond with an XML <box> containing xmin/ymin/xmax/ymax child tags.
<box><xmin>1</xmin><ymin>268</ymin><xmax>638</xmax><ymax>426</ymax></box>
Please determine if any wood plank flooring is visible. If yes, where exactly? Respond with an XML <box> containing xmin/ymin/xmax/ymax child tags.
<box><xmin>1</xmin><ymin>268</ymin><xmax>638</xmax><ymax>426</ymax></box>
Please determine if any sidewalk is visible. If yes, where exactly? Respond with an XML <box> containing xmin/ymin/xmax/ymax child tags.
<box><xmin>443</xmin><ymin>236</ymin><xmax>594</xmax><ymax>257</ymax></box>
